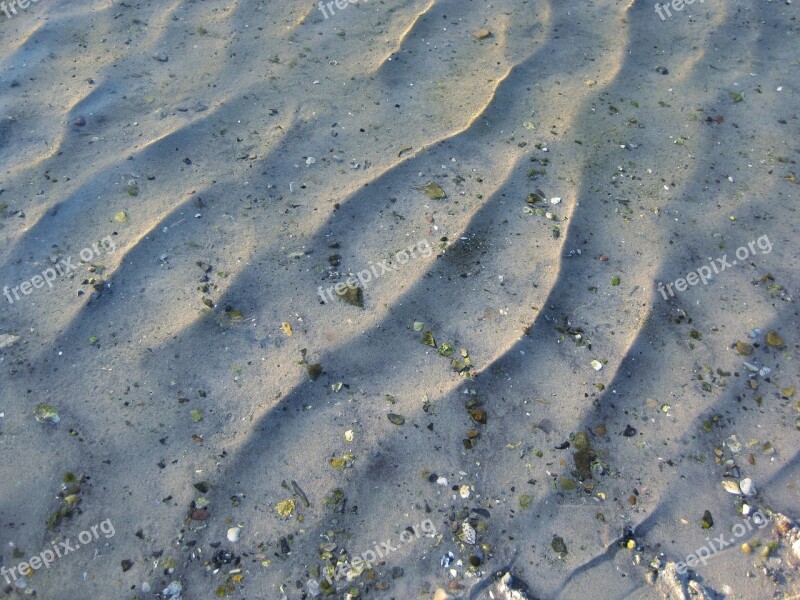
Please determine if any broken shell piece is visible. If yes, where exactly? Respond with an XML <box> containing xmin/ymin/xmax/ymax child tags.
<box><xmin>227</xmin><ymin>527</ymin><xmax>241</xmax><ymax>542</ymax></box>
<box><xmin>497</xmin><ymin>571</ymin><xmax>535</xmax><ymax>600</ymax></box>
<box><xmin>590</xmin><ymin>359</ymin><xmax>603</xmax><ymax>371</ymax></box>
<box><xmin>459</xmin><ymin>485</ymin><xmax>470</xmax><ymax>499</ymax></box>
<box><xmin>550</xmin><ymin>197</ymin><xmax>562</xmax><ymax>205</ymax></box>
<box><xmin>722</xmin><ymin>480</ymin><xmax>742</xmax><ymax>495</ymax></box>
<box><xmin>739</xmin><ymin>478</ymin><xmax>756</xmax><ymax>496</ymax></box>
<box><xmin>459</xmin><ymin>521</ymin><xmax>477</xmax><ymax>545</ymax></box>
<box><xmin>434</xmin><ymin>589</ymin><xmax>451</xmax><ymax>600</ymax></box>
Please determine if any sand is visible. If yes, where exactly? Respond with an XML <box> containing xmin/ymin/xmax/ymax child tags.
<box><xmin>0</xmin><ymin>0</ymin><xmax>798</xmax><ymax>598</ymax></box>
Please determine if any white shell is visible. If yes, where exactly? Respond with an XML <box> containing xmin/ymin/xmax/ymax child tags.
<box><xmin>740</xmin><ymin>478</ymin><xmax>756</xmax><ymax>496</ymax></box>
<box><xmin>459</xmin><ymin>521</ymin><xmax>476</xmax><ymax>545</ymax></box>
<box><xmin>227</xmin><ymin>527</ymin><xmax>241</xmax><ymax>542</ymax></box>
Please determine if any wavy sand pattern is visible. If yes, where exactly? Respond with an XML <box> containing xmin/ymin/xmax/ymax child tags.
<box><xmin>0</xmin><ymin>0</ymin><xmax>798</xmax><ymax>598</ymax></box>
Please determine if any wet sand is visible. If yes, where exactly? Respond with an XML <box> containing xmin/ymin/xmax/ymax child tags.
<box><xmin>0</xmin><ymin>0</ymin><xmax>798</xmax><ymax>598</ymax></box>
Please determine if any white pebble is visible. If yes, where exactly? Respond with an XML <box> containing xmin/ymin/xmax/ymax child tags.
<box><xmin>227</xmin><ymin>527</ymin><xmax>241</xmax><ymax>542</ymax></box>
<box><xmin>740</xmin><ymin>478</ymin><xmax>756</xmax><ymax>496</ymax></box>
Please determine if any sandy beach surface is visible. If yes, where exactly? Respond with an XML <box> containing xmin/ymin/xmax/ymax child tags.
<box><xmin>1</xmin><ymin>0</ymin><xmax>799</xmax><ymax>598</ymax></box>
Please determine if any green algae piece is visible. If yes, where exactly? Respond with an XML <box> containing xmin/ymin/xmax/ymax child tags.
<box><xmin>307</xmin><ymin>363</ymin><xmax>323</xmax><ymax>381</ymax></box>
<box><xmin>34</xmin><ymin>403</ymin><xmax>60</xmax><ymax>424</ymax></box>
<box><xmin>414</xmin><ymin>181</ymin><xmax>446</xmax><ymax>199</ymax></box>
<box><xmin>336</xmin><ymin>285</ymin><xmax>363</xmax><ymax>307</ymax></box>
<box><xmin>421</xmin><ymin>331</ymin><xmax>436</xmax><ymax>348</ymax></box>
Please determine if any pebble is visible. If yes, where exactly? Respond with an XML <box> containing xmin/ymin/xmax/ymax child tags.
<box><xmin>0</xmin><ymin>334</ymin><xmax>20</xmax><ymax>349</ymax></box>
<box><xmin>153</xmin><ymin>52</ymin><xmax>169</xmax><ymax>62</ymax></box>
<box><xmin>227</xmin><ymin>527</ymin><xmax>241</xmax><ymax>542</ymax></box>
<box><xmin>740</xmin><ymin>478</ymin><xmax>756</xmax><ymax>496</ymax></box>
<box><xmin>163</xmin><ymin>581</ymin><xmax>183</xmax><ymax>597</ymax></box>
<box><xmin>722</xmin><ymin>480</ymin><xmax>742</xmax><ymax>495</ymax></box>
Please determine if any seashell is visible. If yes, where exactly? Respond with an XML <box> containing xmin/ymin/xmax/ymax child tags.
<box><xmin>739</xmin><ymin>478</ymin><xmax>756</xmax><ymax>496</ymax></box>
<box><xmin>459</xmin><ymin>521</ymin><xmax>476</xmax><ymax>545</ymax></box>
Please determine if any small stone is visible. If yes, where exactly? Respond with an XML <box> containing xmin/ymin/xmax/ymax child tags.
<box><xmin>722</xmin><ymin>480</ymin><xmax>741</xmax><ymax>495</ymax></box>
<box><xmin>227</xmin><ymin>527</ymin><xmax>241</xmax><ymax>542</ymax></box>
<box><xmin>73</xmin><ymin>116</ymin><xmax>86</xmax><ymax>127</ymax></box>
<box><xmin>434</xmin><ymin>588</ymin><xmax>451</xmax><ymax>600</ymax></box>
<box><xmin>307</xmin><ymin>579</ymin><xmax>321</xmax><ymax>596</ymax></box>
<box><xmin>551</xmin><ymin>535</ymin><xmax>568</xmax><ymax>557</ymax></box>
<box><xmin>655</xmin><ymin>66</ymin><xmax>669</xmax><ymax>75</ymax></box>
<box><xmin>739</xmin><ymin>478</ymin><xmax>756</xmax><ymax>496</ymax></box>
<box><xmin>163</xmin><ymin>581</ymin><xmax>183</xmax><ymax>597</ymax></box>
<box><xmin>766</xmin><ymin>331</ymin><xmax>784</xmax><ymax>347</ymax></box>
<box><xmin>473</xmin><ymin>29</ymin><xmax>491</xmax><ymax>39</ymax></box>
<box><xmin>700</xmin><ymin>510</ymin><xmax>714</xmax><ymax>529</ymax></box>
<box><xmin>0</xmin><ymin>334</ymin><xmax>21</xmax><ymax>349</ymax></box>
<box><xmin>121</xmin><ymin>559</ymin><xmax>133</xmax><ymax>572</ymax></box>
<box><xmin>387</xmin><ymin>413</ymin><xmax>405</xmax><ymax>426</ymax></box>
<box><xmin>153</xmin><ymin>52</ymin><xmax>169</xmax><ymax>62</ymax></box>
